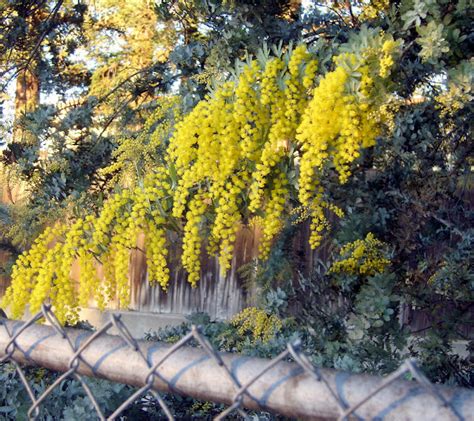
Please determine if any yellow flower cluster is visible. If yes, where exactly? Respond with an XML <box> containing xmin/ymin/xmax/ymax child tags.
<box><xmin>249</xmin><ymin>46</ymin><xmax>313</xmax><ymax>212</ymax></box>
<box><xmin>2</xmin><ymin>169</ymin><xmax>172</xmax><ymax>323</ymax></box>
<box><xmin>296</xmin><ymin>43</ymin><xmax>399</xmax><ymax>247</ymax></box>
<box><xmin>169</xmin><ymin>45</ymin><xmax>322</xmax><ymax>277</ymax></box>
<box><xmin>379</xmin><ymin>40</ymin><xmax>397</xmax><ymax>78</ymax></box>
<box><xmin>181</xmin><ymin>190</ymin><xmax>208</xmax><ymax>286</ymax></box>
<box><xmin>234</xmin><ymin>60</ymin><xmax>268</xmax><ymax>161</ymax></box>
<box><xmin>3</xmin><ymin>37</ymin><xmax>401</xmax><ymax>322</ymax></box>
<box><xmin>232</xmin><ymin>307</ymin><xmax>282</xmax><ymax>343</ymax></box>
<box><xmin>3</xmin><ymin>225</ymin><xmax>60</xmax><ymax>320</ymax></box>
<box><xmin>168</xmin><ymin>81</ymin><xmax>245</xmax><ymax>275</ymax></box>
<box><xmin>210</xmin><ymin>174</ymin><xmax>245</xmax><ymax>271</ymax></box>
<box><xmin>330</xmin><ymin>232</ymin><xmax>390</xmax><ymax>276</ymax></box>
<box><xmin>145</xmin><ymin>221</ymin><xmax>169</xmax><ymax>290</ymax></box>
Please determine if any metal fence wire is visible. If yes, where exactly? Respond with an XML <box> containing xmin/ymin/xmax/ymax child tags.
<box><xmin>0</xmin><ymin>304</ymin><xmax>472</xmax><ymax>420</ymax></box>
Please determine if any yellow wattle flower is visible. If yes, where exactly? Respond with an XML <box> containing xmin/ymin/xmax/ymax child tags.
<box><xmin>2</xmin><ymin>36</ymin><xmax>400</xmax><ymax>322</ymax></box>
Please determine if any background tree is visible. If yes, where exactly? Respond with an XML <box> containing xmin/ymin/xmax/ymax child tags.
<box><xmin>0</xmin><ymin>0</ymin><xmax>89</xmax><ymax>257</ymax></box>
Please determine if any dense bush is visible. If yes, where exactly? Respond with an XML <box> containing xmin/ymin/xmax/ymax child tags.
<box><xmin>0</xmin><ymin>0</ymin><xmax>472</xmax><ymax>402</ymax></box>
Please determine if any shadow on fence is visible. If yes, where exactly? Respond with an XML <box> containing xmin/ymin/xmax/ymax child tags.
<box><xmin>1</xmin><ymin>304</ymin><xmax>472</xmax><ymax>420</ymax></box>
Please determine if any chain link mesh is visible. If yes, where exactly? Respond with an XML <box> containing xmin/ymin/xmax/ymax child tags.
<box><xmin>0</xmin><ymin>304</ymin><xmax>468</xmax><ymax>420</ymax></box>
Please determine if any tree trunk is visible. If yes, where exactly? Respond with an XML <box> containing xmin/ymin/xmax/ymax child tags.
<box><xmin>13</xmin><ymin>66</ymin><xmax>40</xmax><ymax>143</ymax></box>
<box><xmin>13</xmin><ymin>0</ymin><xmax>43</xmax><ymax>144</ymax></box>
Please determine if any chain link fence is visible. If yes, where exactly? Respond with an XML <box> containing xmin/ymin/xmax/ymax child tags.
<box><xmin>1</xmin><ymin>304</ymin><xmax>472</xmax><ymax>420</ymax></box>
